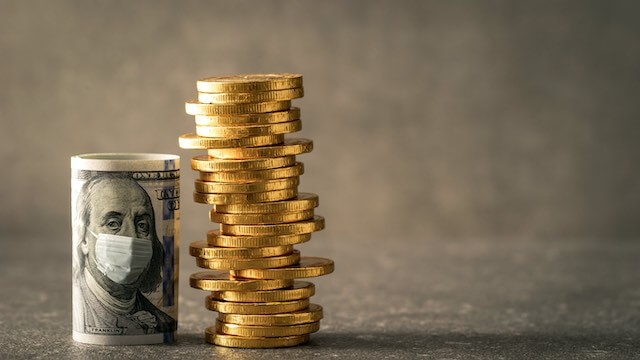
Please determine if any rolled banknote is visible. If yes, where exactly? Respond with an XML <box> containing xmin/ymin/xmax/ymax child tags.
<box><xmin>70</xmin><ymin>153</ymin><xmax>180</xmax><ymax>345</ymax></box>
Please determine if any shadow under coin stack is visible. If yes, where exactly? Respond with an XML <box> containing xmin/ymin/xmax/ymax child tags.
<box><xmin>179</xmin><ymin>74</ymin><xmax>335</xmax><ymax>348</ymax></box>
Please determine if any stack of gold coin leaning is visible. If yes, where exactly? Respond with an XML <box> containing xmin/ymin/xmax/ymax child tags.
<box><xmin>180</xmin><ymin>74</ymin><xmax>335</xmax><ymax>348</ymax></box>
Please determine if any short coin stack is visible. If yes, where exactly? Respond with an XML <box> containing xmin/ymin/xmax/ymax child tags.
<box><xmin>179</xmin><ymin>74</ymin><xmax>335</xmax><ymax>348</ymax></box>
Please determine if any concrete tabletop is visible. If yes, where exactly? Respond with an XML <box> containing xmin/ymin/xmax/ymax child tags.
<box><xmin>2</xmin><ymin>236</ymin><xmax>638</xmax><ymax>359</ymax></box>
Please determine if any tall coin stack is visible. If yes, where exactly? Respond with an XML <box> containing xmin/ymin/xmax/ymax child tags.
<box><xmin>179</xmin><ymin>74</ymin><xmax>335</xmax><ymax>348</ymax></box>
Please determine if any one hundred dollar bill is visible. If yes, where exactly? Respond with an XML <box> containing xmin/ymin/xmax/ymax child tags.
<box><xmin>70</xmin><ymin>153</ymin><xmax>179</xmax><ymax>345</ymax></box>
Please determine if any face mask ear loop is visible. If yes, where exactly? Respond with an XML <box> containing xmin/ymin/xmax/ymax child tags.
<box><xmin>90</xmin><ymin>230</ymin><xmax>110</xmax><ymax>278</ymax></box>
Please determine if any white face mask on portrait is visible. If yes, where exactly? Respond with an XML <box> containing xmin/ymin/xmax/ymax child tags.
<box><xmin>89</xmin><ymin>230</ymin><xmax>153</xmax><ymax>285</ymax></box>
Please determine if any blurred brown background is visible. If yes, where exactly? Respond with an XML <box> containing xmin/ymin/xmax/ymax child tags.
<box><xmin>3</xmin><ymin>1</ymin><xmax>640</xmax><ymax>357</ymax></box>
<box><xmin>3</xmin><ymin>0</ymin><xmax>639</xmax><ymax>247</ymax></box>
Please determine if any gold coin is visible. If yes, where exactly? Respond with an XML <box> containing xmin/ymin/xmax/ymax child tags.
<box><xmin>207</xmin><ymin>138</ymin><xmax>313</xmax><ymax>159</ymax></box>
<box><xmin>217</xmin><ymin>320</ymin><xmax>319</xmax><ymax>337</ymax></box>
<box><xmin>231</xmin><ymin>257</ymin><xmax>334</xmax><ymax>280</ymax></box>
<box><xmin>213</xmin><ymin>192</ymin><xmax>318</xmax><ymax>214</ymax></box>
<box><xmin>198</xmin><ymin>88</ymin><xmax>304</xmax><ymax>104</ymax></box>
<box><xmin>185</xmin><ymin>100</ymin><xmax>291</xmax><ymax>115</ymax></box>
<box><xmin>195</xmin><ymin>120</ymin><xmax>301</xmax><ymax>138</ymax></box>
<box><xmin>210</xmin><ymin>209</ymin><xmax>314</xmax><ymax>225</ymax></box>
<box><xmin>206</xmin><ymin>296</ymin><xmax>310</xmax><ymax>314</ymax></box>
<box><xmin>193</xmin><ymin>188</ymin><xmax>297</xmax><ymax>205</ymax></box>
<box><xmin>199</xmin><ymin>162</ymin><xmax>304</xmax><ymax>183</ymax></box>
<box><xmin>205</xmin><ymin>329</ymin><xmax>309</xmax><ymax>348</ymax></box>
<box><xmin>195</xmin><ymin>177</ymin><xmax>299</xmax><ymax>194</ymax></box>
<box><xmin>207</xmin><ymin>230</ymin><xmax>312</xmax><ymax>248</ymax></box>
<box><xmin>220</xmin><ymin>215</ymin><xmax>324</xmax><ymax>236</ymax></box>
<box><xmin>195</xmin><ymin>108</ymin><xmax>300</xmax><ymax>126</ymax></box>
<box><xmin>188</xmin><ymin>241</ymin><xmax>292</xmax><ymax>259</ymax></box>
<box><xmin>190</xmin><ymin>271</ymin><xmax>293</xmax><ymax>291</ymax></box>
<box><xmin>179</xmin><ymin>133</ymin><xmax>284</xmax><ymax>149</ymax></box>
<box><xmin>196</xmin><ymin>250</ymin><xmax>300</xmax><ymax>270</ymax></box>
<box><xmin>218</xmin><ymin>304</ymin><xmax>323</xmax><ymax>326</ymax></box>
<box><xmin>197</xmin><ymin>73</ymin><xmax>303</xmax><ymax>93</ymax></box>
<box><xmin>211</xmin><ymin>281</ymin><xmax>314</xmax><ymax>303</ymax></box>
<box><xmin>191</xmin><ymin>155</ymin><xmax>295</xmax><ymax>172</ymax></box>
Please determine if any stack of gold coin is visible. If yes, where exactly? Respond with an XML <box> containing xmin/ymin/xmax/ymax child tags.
<box><xmin>179</xmin><ymin>74</ymin><xmax>335</xmax><ymax>348</ymax></box>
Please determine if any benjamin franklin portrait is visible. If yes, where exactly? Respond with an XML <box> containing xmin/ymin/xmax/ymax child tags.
<box><xmin>72</xmin><ymin>173</ymin><xmax>176</xmax><ymax>336</ymax></box>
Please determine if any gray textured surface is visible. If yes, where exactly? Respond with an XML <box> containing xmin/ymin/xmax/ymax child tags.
<box><xmin>2</xmin><ymin>236</ymin><xmax>640</xmax><ymax>359</ymax></box>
